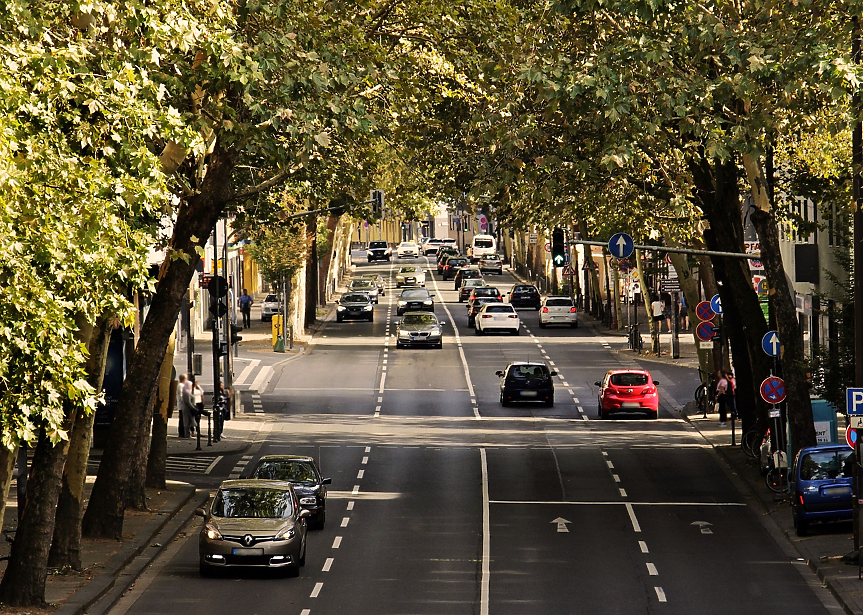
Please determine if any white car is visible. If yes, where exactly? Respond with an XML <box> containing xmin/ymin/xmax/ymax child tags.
<box><xmin>396</xmin><ymin>241</ymin><xmax>420</xmax><ymax>258</ymax></box>
<box><xmin>260</xmin><ymin>293</ymin><xmax>280</xmax><ymax>321</ymax></box>
<box><xmin>423</xmin><ymin>238</ymin><xmax>443</xmax><ymax>255</ymax></box>
<box><xmin>474</xmin><ymin>303</ymin><xmax>520</xmax><ymax>335</ymax></box>
<box><xmin>395</xmin><ymin>266</ymin><xmax>426</xmax><ymax>288</ymax></box>
<box><xmin>538</xmin><ymin>296</ymin><xmax>578</xmax><ymax>328</ymax></box>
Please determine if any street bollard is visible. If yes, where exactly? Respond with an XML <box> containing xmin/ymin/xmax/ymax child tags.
<box><xmin>207</xmin><ymin>411</ymin><xmax>212</xmax><ymax>446</ymax></box>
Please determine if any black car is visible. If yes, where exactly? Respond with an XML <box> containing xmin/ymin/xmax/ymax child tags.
<box><xmin>395</xmin><ymin>312</ymin><xmax>445</xmax><ymax>349</ymax></box>
<box><xmin>441</xmin><ymin>256</ymin><xmax>469</xmax><ymax>280</ymax></box>
<box><xmin>496</xmin><ymin>362</ymin><xmax>557</xmax><ymax>407</ymax></box>
<box><xmin>453</xmin><ymin>266</ymin><xmax>483</xmax><ymax>291</ymax></box>
<box><xmin>247</xmin><ymin>455</ymin><xmax>332</xmax><ymax>530</ymax></box>
<box><xmin>467</xmin><ymin>296</ymin><xmax>502</xmax><ymax>327</ymax></box>
<box><xmin>336</xmin><ymin>292</ymin><xmax>374</xmax><ymax>322</ymax></box>
<box><xmin>508</xmin><ymin>284</ymin><xmax>541</xmax><ymax>309</ymax></box>
<box><xmin>366</xmin><ymin>240</ymin><xmax>391</xmax><ymax>262</ymax></box>
<box><xmin>397</xmin><ymin>288</ymin><xmax>435</xmax><ymax>315</ymax></box>
<box><xmin>436</xmin><ymin>247</ymin><xmax>460</xmax><ymax>268</ymax></box>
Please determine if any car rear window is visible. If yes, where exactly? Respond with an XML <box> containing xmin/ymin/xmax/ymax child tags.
<box><xmin>610</xmin><ymin>373</ymin><xmax>649</xmax><ymax>386</ymax></box>
<box><xmin>799</xmin><ymin>450</ymin><xmax>854</xmax><ymax>480</ymax></box>
<box><xmin>487</xmin><ymin>305</ymin><xmax>514</xmax><ymax>313</ymax></box>
<box><xmin>513</xmin><ymin>286</ymin><xmax>538</xmax><ymax>294</ymax></box>
<box><xmin>546</xmin><ymin>299</ymin><xmax>573</xmax><ymax>307</ymax></box>
<box><xmin>342</xmin><ymin>294</ymin><xmax>370</xmax><ymax>303</ymax></box>
<box><xmin>511</xmin><ymin>365</ymin><xmax>549</xmax><ymax>378</ymax></box>
<box><xmin>474</xmin><ymin>239</ymin><xmax>494</xmax><ymax>248</ymax></box>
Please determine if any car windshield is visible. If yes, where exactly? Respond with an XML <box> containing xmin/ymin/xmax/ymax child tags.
<box><xmin>369</xmin><ymin>242</ymin><xmax>387</xmax><ymax>248</ymax></box>
<box><xmin>511</xmin><ymin>365</ymin><xmax>549</xmax><ymax>379</ymax></box>
<box><xmin>351</xmin><ymin>281</ymin><xmax>374</xmax><ymax>288</ymax></box>
<box><xmin>342</xmin><ymin>294</ymin><xmax>370</xmax><ymax>303</ymax></box>
<box><xmin>402</xmin><ymin>314</ymin><xmax>437</xmax><ymax>326</ymax></box>
<box><xmin>399</xmin><ymin>267</ymin><xmax>419</xmax><ymax>273</ymax></box>
<box><xmin>264</xmin><ymin>294</ymin><xmax>278</xmax><ymax>303</ymax></box>
<box><xmin>547</xmin><ymin>298</ymin><xmax>573</xmax><ymax>307</ymax></box>
<box><xmin>610</xmin><ymin>373</ymin><xmax>649</xmax><ymax>386</ymax></box>
<box><xmin>483</xmin><ymin>255</ymin><xmax>500</xmax><ymax>261</ymax></box>
<box><xmin>401</xmin><ymin>290</ymin><xmax>429</xmax><ymax>299</ymax></box>
<box><xmin>252</xmin><ymin>460</ymin><xmax>318</xmax><ymax>484</ymax></box>
<box><xmin>799</xmin><ymin>450</ymin><xmax>854</xmax><ymax>480</ymax></box>
<box><xmin>211</xmin><ymin>488</ymin><xmax>294</xmax><ymax>518</ymax></box>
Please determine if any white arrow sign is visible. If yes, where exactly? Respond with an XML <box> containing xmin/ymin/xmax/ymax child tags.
<box><xmin>691</xmin><ymin>521</ymin><xmax>713</xmax><ymax>535</ymax></box>
<box><xmin>551</xmin><ymin>517</ymin><xmax>572</xmax><ymax>533</ymax></box>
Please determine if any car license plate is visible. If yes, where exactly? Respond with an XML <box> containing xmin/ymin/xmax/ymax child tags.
<box><xmin>520</xmin><ymin>391</ymin><xmax>538</xmax><ymax>397</ymax></box>
<box><xmin>822</xmin><ymin>486</ymin><xmax>851</xmax><ymax>497</ymax></box>
<box><xmin>622</xmin><ymin>402</ymin><xmax>641</xmax><ymax>408</ymax></box>
<box><xmin>232</xmin><ymin>548</ymin><xmax>264</xmax><ymax>556</ymax></box>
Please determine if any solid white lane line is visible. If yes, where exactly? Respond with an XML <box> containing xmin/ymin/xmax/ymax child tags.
<box><xmin>249</xmin><ymin>366</ymin><xmax>273</xmax><ymax>393</ymax></box>
<box><xmin>480</xmin><ymin>448</ymin><xmax>490</xmax><ymax>615</ymax></box>
<box><xmin>357</xmin><ymin>470</ymin><xmax>365</xmax><ymax>479</ymax></box>
<box><xmin>625</xmin><ymin>503</ymin><xmax>642</xmax><ymax>532</ymax></box>
<box><xmin>332</xmin><ymin>536</ymin><xmax>342</xmax><ymax>548</ymax></box>
<box><xmin>639</xmin><ymin>541</ymin><xmax>649</xmax><ymax>553</ymax></box>
<box><xmin>347</xmin><ymin>501</ymin><xmax>355</xmax><ymax>511</ymax></box>
<box><xmin>647</xmin><ymin>563</ymin><xmax>658</xmax><ymax>575</ymax></box>
<box><xmin>352</xmin><ymin>485</ymin><xmax>360</xmax><ymax>495</ymax></box>
<box><xmin>362</xmin><ymin>456</ymin><xmax>369</xmax><ymax>465</ymax></box>
<box><xmin>341</xmin><ymin>518</ymin><xmax>350</xmax><ymax>527</ymax></box>
<box><xmin>655</xmin><ymin>587</ymin><xmax>667</xmax><ymax>602</ymax></box>
<box><xmin>323</xmin><ymin>557</ymin><xmax>334</xmax><ymax>572</ymax></box>
<box><xmin>489</xmin><ymin>500</ymin><xmax>746</xmax><ymax>506</ymax></box>
<box><xmin>310</xmin><ymin>582</ymin><xmax>323</xmax><ymax>598</ymax></box>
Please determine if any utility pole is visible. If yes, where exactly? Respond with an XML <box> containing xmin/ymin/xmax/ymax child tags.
<box><xmin>852</xmin><ymin>17</ymin><xmax>863</xmax><ymax>553</ymax></box>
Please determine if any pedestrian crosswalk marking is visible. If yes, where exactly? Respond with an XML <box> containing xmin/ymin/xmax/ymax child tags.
<box><xmin>166</xmin><ymin>455</ymin><xmax>222</xmax><ymax>474</ymax></box>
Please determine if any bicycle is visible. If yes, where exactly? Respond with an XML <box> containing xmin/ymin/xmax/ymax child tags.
<box><xmin>764</xmin><ymin>446</ymin><xmax>789</xmax><ymax>493</ymax></box>
<box><xmin>628</xmin><ymin>325</ymin><xmax>643</xmax><ymax>353</ymax></box>
<box><xmin>741</xmin><ymin>427</ymin><xmax>765</xmax><ymax>458</ymax></box>
<box><xmin>694</xmin><ymin>373</ymin><xmax>716</xmax><ymax>418</ymax></box>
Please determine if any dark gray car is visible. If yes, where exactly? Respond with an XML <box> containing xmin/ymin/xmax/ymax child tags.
<box><xmin>397</xmin><ymin>288</ymin><xmax>435</xmax><ymax>315</ymax></box>
<box><xmin>396</xmin><ymin>312</ymin><xmax>445</xmax><ymax>349</ymax></box>
<box><xmin>336</xmin><ymin>292</ymin><xmax>374</xmax><ymax>322</ymax></box>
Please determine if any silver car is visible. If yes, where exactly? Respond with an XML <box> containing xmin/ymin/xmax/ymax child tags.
<box><xmin>260</xmin><ymin>293</ymin><xmax>279</xmax><ymax>322</ymax></box>
<box><xmin>395</xmin><ymin>312</ymin><xmax>445</xmax><ymax>349</ymax></box>
<box><xmin>395</xmin><ymin>266</ymin><xmax>426</xmax><ymax>288</ymax></box>
<box><xmin>197</xmin><ymin>479</ymin><xmax>309</xmax><ymax>577</ymax></box>
<box><xmin>348</xmin><ymin>279</ymin><xmax>379</xmax><ymax>303</ymax></box>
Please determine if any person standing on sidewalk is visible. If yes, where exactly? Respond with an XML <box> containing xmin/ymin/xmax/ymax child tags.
<box><xmin>715</xmin><ymin>370</ymin><xmax>729</xmax><ymax>426</ymax></box>
<box><xmin>239</xmin><ymin>289</ymin><xmax>253</xmax><ymax>329</ymax></box>
<box><xmin>180</xmin><ymin>375</ymin><xmax>196</xmax><ymax>438</ymax></box>
<box><xmin>725</xmin><ymin>370</ymin><xmax>737</xmax><ymax>420</ymax></box>
<box><xmin>192</xmin><ymin>377</ymin><xmax>205</xmax><ymax>434</ymax></box>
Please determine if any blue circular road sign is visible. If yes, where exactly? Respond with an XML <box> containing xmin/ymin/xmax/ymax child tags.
<box><xmin>760</xmin><ymin>376</ymin><xmax>786</xmax><ymax>404</ymax></box>
<box><xmin>761</xmin><ymin>330</ymin><xmax>781</xmax><ymax>357</ymax></box>
<box><xmin>695</xmin><ymin>321</ymin><xmax>716</xmax><ymax>342</ymax></box>
<box><xmin>608</xmin><ymin>233</ymin><xmax>635</xmax><ymax>259</ymax></box>
<box><xmin>710</xmin><ymin>294</ymin><xmax>723</xmax><ymax>315</ymax></box>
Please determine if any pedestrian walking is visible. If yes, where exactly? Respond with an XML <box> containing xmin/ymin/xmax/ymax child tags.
<box><xmin>176</xmin><ymin>374</ymin><xmax>189</xmax><ymax>437</ymax></box>
<box><xmin>192</xmin><ymin>377</ymin><xmax>205</xmax><ymax>434</ymax></box>
<box><xmin>663</xmin><ymin>298</ymin><xmax>672</xmax><ymax>333</ymax></box>
<box><xmin>651</xmin><ymin>295</ymin><xmax>663</xmax><ymax>330</ymax></box>
<box><xmin>679</xmin><ymin>295</ymin><xmax>689</xmax><ymax>330</ymax></box>
<box><xmin>725</xmin><ymin>370</ymin><xmax>737</xmax><ymax>420</ymax></box>
<box><xmin>239</xmin><ymin>289</ymin><xmax>253</xmax><ymax>329</ymax></box>
<box><xmin>179</xmin><ymin>375</ymin><xmax>196</xmax><ymax>438</ymax></box>
<box><xmin>715</xmin><ymin>370</ymin><xmax>729</xmax><ymax>426</ymax></box>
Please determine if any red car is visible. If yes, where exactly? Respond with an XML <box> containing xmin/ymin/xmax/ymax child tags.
<box><xmin>595</xmin><ymin>369</ymin><xmax>659</xmax><ymax>419</ymax></box>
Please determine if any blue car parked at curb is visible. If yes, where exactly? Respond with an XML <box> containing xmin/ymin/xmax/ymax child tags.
<box><xmin>790</xmin><ymin>444</ymin><xmax>854</xmax><ymax>536</ymax></box>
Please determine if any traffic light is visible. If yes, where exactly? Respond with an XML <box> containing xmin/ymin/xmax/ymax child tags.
<box><xmin>463</xmin><ymin>217</ymin><xmax>470</xmax><ymax>232</ymax></box>
<box><xmin>371</xmin><ymin>189</ymin><xmax>384</xmax><ymax>218</ymax></box>
<box><xmin>551</xmin><ymin>228</ymin><xmax>566</xmax><ymax>266</ymax></box>
<box><xmin>230</xmin><ymin>324</ymin><xmax>243</xmax><ymax>345</ymax></box>
<box><xmin>208</xmin><ymin>275</ymin><xmax>229</xmax><ymax>317</ymax></box>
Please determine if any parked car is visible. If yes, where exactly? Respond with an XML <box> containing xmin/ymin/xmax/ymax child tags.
<box><xmin>467</xmin><ymin>296</ymin><xmax>502</xmax><ymax>328</ymax></box>
<box><xmin>496</xmin><ymin>362</ymin><xmax>556</xmax><ymax>407</ymax></box>
<box><xmin>260</xmin><ymin>293</ymin><xmax>280</xmax><ymax>322</ymax></box>
<box><xmin>247</xmin><ymin>455</ymin><xmax>331</xmax><ymax>530</ymax></box>
<box><xmin>395</xmin><ymin>312</ymin><xmax>445</xmax><ymax>349</ymax></box>
<box><xmin>196</xmin><ymin>479</ymin><xmax>308</xmax><ymax>577</ymax></box>
<box><xmin>539</xmin><ymin>296</ymin><xmax>578</xmax><ymax>328</ymax></box>
<box><xmin>366</xmin><ymin>240</ymin><xmax>391</xmax><ymax>262</ymax></box>
<box><xmin>396</xmin><ymin>288</ymin><xmax>435</xmax><ymax>315</ymax></box>
<box><xmin>790</xmin><ymin>444</ymin><xmax>854</xmax><ymax>536</ymax></box>
<box><xmin>474</xmin><ymin>302</ymin><xmax>520</xmax><ymax>335</ymax></box>
<box><xmin>396</xmin><ymin>241</ymin><xmax>420</xmax><ymax>258</ymax></box>
<box><xmin>458</xmin><ymin>278</ymin><xmax>486</xmax><ymax>302</ymax></box>
<box><xmin>507</xmin><ymin>284</ymin><xmax>541</xmax><ymax>310</ymax></box>
<box><xmin>441</xmin><ymin>256</ymin><xmax>469</xmax><ymax>280</ymax></box>
<box><xmin>395</xmin><ymin>266</ymin><xmax>426</xmax><ymax>288</ymax></box>
<box><xmin>453</xmin><ymin>266</ymin><xmax>483</xmax><ymax>291</ymax></box>
<box><xmin>347</xmin><ymin>279</ymin><xmax>379</xmax><ymax>303</ymax></box>
<box><xmin>335</xmin><ymin>292</ymin><xmax>374</xmax><ymax>322</ymax></box>
<box><xmin>478</xmin><ymin>254</ymin><xmax>503</xmax><ymax>274</ymax></box>
<box><xmin>423</xmin><ymin>238</ymin><xmax>443</xmax><ymax>255</ymax></box>
<box><xmin>359</xmin><ymin>273</ymin><xmax>385</xmax><ymax>296</ymax></box>
<box><xmin>595</xmin><ymin>369</ymin><xmax>659</xmax><ymax>419</ymax></box>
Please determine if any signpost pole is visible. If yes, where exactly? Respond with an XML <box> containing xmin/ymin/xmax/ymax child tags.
<box><xmin>671</xmin><ymin>291</ymin><xmax>680</xmax><ymax>359</ymax></box>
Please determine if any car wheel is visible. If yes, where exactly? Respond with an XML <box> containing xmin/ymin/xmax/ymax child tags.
<box><xmin>649</xmin><ymin>410</ymin><xmax>658</xmax><ymax>420</ymax></box>
<box><xmin>474</xmin><ymin>325</ymin><xmax>483</xmax><ymax>335</ymax></box>
<box><xmin>545</xmin><ymin>398</ymin><xmax>554</xmax><ymax>408</ymax></box>
<box><xmin>511</xmin><ymin>328</ymin><xmax>520</xmax><ymax>335</ymax></box>
<box><xmin>199</xmin><ymin>561</ymin><xmax>214</xmax><ymax>577</ymax></box>
<box><xmin>367</xmin><ymin>315</ymin><xmax>374</xmax><ymax>322</ymax></box>
<box><xmin>436</xmin><ymin>342</ymin><xmax>443</xmax><ymax>349</ymax></box>
<box><xmin>538</xmin><ymin>322</ymin><xmax>546</xmax><ymax>328</ymax></box>
<box><xmin>600</xmin><ymin>409</ymin><xmax>610</xmax><ymax>420</ymax></box>
<box><xmin>299</xmin><ymin>538</ymin><xmax>307</xmax><ymax>566</ymax></box>
<box><xmin>336</xmin><ymin>316</ymin><xmax>343</xmax><ymax>323</ymax></box>
<box><xmin>285</xmin><ymin>561</ymin><xmax>301</xmax><ymax>578</ymax></box>
<box><xmin>500</xmin><ymin>393</ymin><xmax>509</xmax><ymax>407</ymax></box>
<box><xmin>572</xmin><ymin>321</ymin><xmax>579</xmax><ymax>328</ymax></box>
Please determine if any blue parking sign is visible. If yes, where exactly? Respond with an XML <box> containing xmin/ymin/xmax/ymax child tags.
<box><xmin>847</xmin><ymin>388</ymin><xmax>863</xmax><ymax>415</ymax></box>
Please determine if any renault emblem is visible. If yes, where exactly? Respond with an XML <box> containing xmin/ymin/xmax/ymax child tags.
<box><xmin>242</xmin><ymin>534</ymin><xmax>255</xmax><ymax>547</ymax></box>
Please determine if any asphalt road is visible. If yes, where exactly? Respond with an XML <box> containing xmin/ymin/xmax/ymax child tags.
<box><xmin>110</xmin><ymin>255</ymin><xmax>838</xmax><ymax>615</ymax></box>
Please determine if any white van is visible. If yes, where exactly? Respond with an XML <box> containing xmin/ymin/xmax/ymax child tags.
<box><xmin>469</xmin><ymin>234</ymin><xmax>496</xmax><ymax>262</ymax></box>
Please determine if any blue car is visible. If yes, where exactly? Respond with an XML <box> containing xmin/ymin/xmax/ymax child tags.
<box><xmin>790</xmin><ymin>444</ymin><xmax>854</xmax><ymax>536</ymax></box>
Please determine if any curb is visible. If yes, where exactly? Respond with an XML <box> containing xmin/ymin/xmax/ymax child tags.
<box><xmin>57</xmin><ymin>483</ymin><xmax>197</xmax><ymax>615</ymax></box>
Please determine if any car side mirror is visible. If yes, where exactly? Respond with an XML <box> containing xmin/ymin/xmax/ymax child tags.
<box><xmin>653</xmin><ymin>381</ymin><xmax>660</xmax><ymax>386</ymax></box>
<box><xmin>194</xmin><ymin>507</ymin><xmax>207</xmax><ymax>518</ymax></box>
<box><xmin>594</xmin><ymin>381</ymin><xmax>601</xmax><ymax>387</ymax></box>
<box><xmin>550</xmin><ymin>370</ymin><xmax>558</xmax><ymax>377</ymax></box>
<box><xmin>440</xmin><ymin>321</ymin><xmax>447</xmax><ymax>326</ymax></box>
<box><xmin>322</xmin><ymin>477</ymin><xmax>332</xmax><ymax>485</ymax></box>
<box><xmin>495</xmin><ymin>370</ymin><xmax>504</xmax><ymax>377</ymax></box>
<box><xmin>298</xmin><ymin>509</ymin><xmax>311</xmax><ymax>519</ymax></box>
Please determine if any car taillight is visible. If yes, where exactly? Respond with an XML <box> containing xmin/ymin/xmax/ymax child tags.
<box><xmin>508</xmin><ymin>314</ymin><xmax>518</xmax><ymax>319</ymax></box>
<box><xmin>482</xmin><ymin>314</ymin><xmax>493</xmax><ymax>319</ymax></box>
<box><xmin>541</xmin><ymin>307</ymin><xmax>549</xmax><ymax>313</ymax></box>
<box><xmin>643</xmin><ymin>386</ymin><xmax>656</xmax><ymax>394</ymax></box>
<box><xmin>798</xmin><ymin>494</ymin><xmax>805</xmax><ymax>505</ymax></box>
<box><xmin>570</xmin><ymin>307</ymin><xmax>577</xmax><ymax>313</ymax></box>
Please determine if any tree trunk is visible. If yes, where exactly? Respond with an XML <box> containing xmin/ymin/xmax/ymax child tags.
<box><xmin>0</xmin><ymin>446</ymin><xmax>18</xmax><ymax>534</ymax></box>
<box><xmin>689</xmin><ymin>154</ymin><xmax>772</xmax><ymax>431</ymax></box>
<box><xmin>147</xmin><ymin>334</ymin><xmax>176</xmax><ymax>490</ymax></box>
<box><xmin>48</xmin><ymin>315</ymin><xmax>113</xmax><ymax>570</ymax></box>
<box><xmin>127</xmin><ymin>380</ymin><xmax>156</xmax><ymax>511</ymax></box>
<box><xmin>305</xmin><ymin>219</ymin><xmax>318</xmax><ymax>326</ymax></box>
<box><xmin>743</xmin><ymin>153</ymin><xmax>816</xmax><ymax>452</ymax></box>
<box><xmin>82</xmin><ymin>144</ymin><xmax>237</xmax><ymax>539</ymax></box>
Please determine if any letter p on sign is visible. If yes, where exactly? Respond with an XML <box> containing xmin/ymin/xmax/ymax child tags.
<box><xmin>847</xmin><ymin>388</ymin><xmax>863</xmax><ymax>416</ymax></box>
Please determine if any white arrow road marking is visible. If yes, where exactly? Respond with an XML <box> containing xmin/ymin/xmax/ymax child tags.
<box><xmin>551</xmin><ymin>517</ymin><xmax>572</xmax><ymax>533</ymax></box>
<box><xmin>691</xmin><ymin>521</ymin><xmax>714</xmax><ymax>534</ymax></box>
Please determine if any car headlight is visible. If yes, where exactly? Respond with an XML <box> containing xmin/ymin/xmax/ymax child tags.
<box><xmin>275</xmin><ymin>526</ymin><xmax>296</xmax><ymax>541</ymax></box>
<box><xmin>363</xmin><ymin>305</ymin><xmax>373</xmax><ymax>311</ymax></box>
<box><xmin>205</xmin><ymin>525</ymin><xmax>222</xmax><ymax>540</ymax></box>
<box><xmin>423</xmin><ymin>300</ymin><xmax>432</xmax><ymax>305</ymax></box>
<box><xmin>299</xmin><ymin>496</ymin><xmax>317</xmax><ymax>505</ymax></box>
<box><xmin>398</xmin><ymin>330</ymin><xmax>410</xmax><ymax>338</ymax></box>
<box><xmin>337</xmin><ymin>305</ymin><xmax>346</xmax><ymax>311</ymax></box>
<box><xmin>398</xmin><ymin>300</ymin><xmax>407</xmax><ymax>306</ymax></box>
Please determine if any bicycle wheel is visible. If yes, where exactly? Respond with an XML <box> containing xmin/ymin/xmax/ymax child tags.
<box><xmin>741</xmin><ymin>429</ymin><xmax>762</xmax><ymax>458</ymax></box>
<box><xmin>765</xmin><ymin>467</ymin><xmax>789</xmax><ymax>493</ymax></box>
